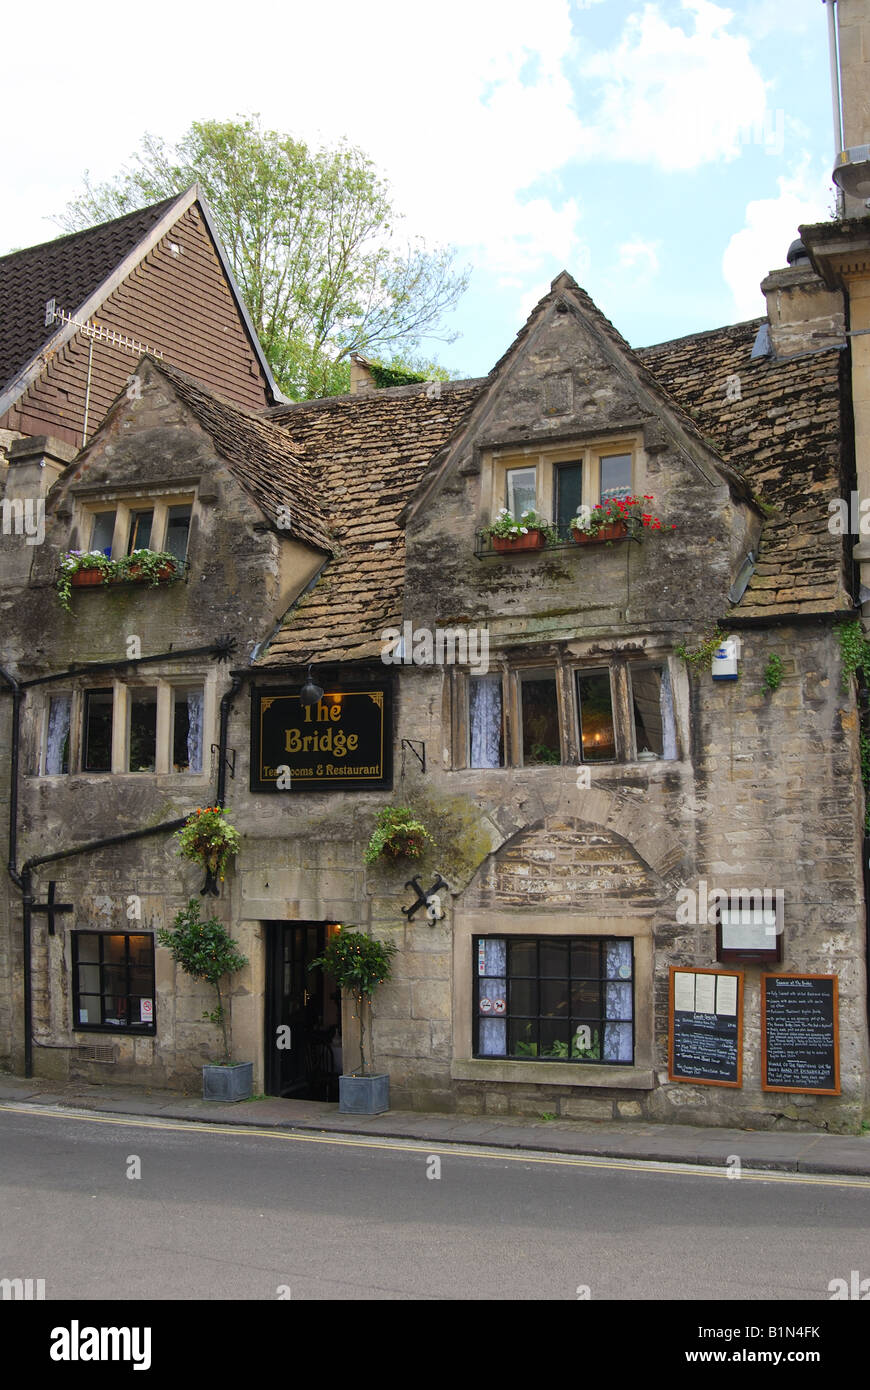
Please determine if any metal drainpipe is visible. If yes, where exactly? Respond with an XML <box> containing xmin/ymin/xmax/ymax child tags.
<box><xmin>0</xmin><ymin>666</ymin><xmax>23</xmax><ymax>889</ymax></box>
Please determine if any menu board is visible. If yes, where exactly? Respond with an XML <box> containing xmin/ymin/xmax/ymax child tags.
<box><xmin>762</xmin><ymin>974</ymin><xmax>840</xmax><ymax>1095</ymax></box>
<box><xmin>669</xmin><ymin>967</ymin><xmax>743</xmax><ymax>1087</ymax></box>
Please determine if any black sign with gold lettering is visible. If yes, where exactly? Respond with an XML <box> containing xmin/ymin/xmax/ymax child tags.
<box><xmin>250</xmin><ymin>684</ymin><xmax>392</xmax><ymax>792</ymax></box>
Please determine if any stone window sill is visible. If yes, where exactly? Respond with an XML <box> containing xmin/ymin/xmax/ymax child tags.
<box><xmin>451</xmin><ymin>1059</ymin><xmax>655</xmax><ymax>1089</ymax></box>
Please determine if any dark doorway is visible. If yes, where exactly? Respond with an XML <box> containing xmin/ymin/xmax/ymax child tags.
<box><xmin>264</xmin><ymin>922</ymin><xmax>341</xmax><ymax>1099</ymax></box>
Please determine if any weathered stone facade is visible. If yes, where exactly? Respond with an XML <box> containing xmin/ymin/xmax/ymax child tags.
<box><xmin>0</xmin><ymin>261</ymin><xmax>867</xmax><ymax>1135</ymax></box>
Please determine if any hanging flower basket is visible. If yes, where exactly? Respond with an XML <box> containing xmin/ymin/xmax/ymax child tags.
<box><xmin>176</xmin><ymin>807</ymin><xmax>241</xmax><ymax>894</ymax></box>
<box><xmin>364</xmin><ymin>806</ymin><xmax>434</xmax><ymax>865</ymax></box>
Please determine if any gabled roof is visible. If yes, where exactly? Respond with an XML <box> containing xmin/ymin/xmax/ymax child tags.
<box><xmin>402</xmin><ymin>272</ymin><xmax>752</xmax><ymax>529</ymax></box>
<box><xmin>259</xmin><ymin>380</ymin><xmax>485</xmax><ymax>664</ymax></box>
<box><xmin>0</xmin><ymin>186</ymin><xmax>283</xmax><ymax>416</ymax></box>
<box><xmin>148</xmin><ymin>359</ymin><xmax>333</xmax><ymax>555</ymax></box>
<box><xmin>637</xmin><ymin>321</ymin><xmax>849</xmax><ymax>615</ymax></box>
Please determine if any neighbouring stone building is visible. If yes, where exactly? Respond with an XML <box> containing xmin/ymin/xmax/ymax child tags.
<box><xmin>3</xmin><ymin>0</ymin><xmax>870</xmax><ymax>1132</ymax></box>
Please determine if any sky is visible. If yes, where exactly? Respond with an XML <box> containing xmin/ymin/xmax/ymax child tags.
<box><xmin>1</xmin><ymin>0</ymin><xmax>837</xmax><ymax>378</ymax></box>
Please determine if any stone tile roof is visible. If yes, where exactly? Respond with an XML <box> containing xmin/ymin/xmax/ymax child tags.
<box><xmin>259</xmin><ymin>380</ymin><xmax>485</xmax><ymax>664</ymax></box>
<box><xmin>0</xmin><ymin>197</ymin><xmax>179</xmax><ymax>393</ymax></box>
<box><xmin>155</xmin><ymin>360</ymin><xmax>333</xmax><ymax>555</ymax></box>
<box><xmin>637</xmin><ymin>321</ymin><xmax>850</xmax><ymax>616</ymax></box>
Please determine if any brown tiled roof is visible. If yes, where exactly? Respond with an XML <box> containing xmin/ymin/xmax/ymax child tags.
<box><xmin>638</xmin><ymin>322</ymin><xmax>849</xmax><ymax>616</ymax></box>
<box><xmin>0</xmin><ymin>197</ymin><xmax>180</xmax><ymax>393</ymax></box>
<box><xmin>259</xmin><ymin>380</ymin><xmax>485</xmax><ymax>664</ymax></box>
<box><xmin>153</xmin><ymin>360</ymin><xmax>333</xmax><ymax>554</ymax></box>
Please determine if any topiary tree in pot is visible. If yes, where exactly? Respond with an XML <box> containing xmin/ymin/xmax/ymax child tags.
<box><xmin>309</xmin><ymin>927</ymin><xmax>397</xmax><ymax>1114</ymax></box>
<box><xmin>157</xmin><ymin>898</ymin><xmax>251</xmax><ymax>1101</ymax></box>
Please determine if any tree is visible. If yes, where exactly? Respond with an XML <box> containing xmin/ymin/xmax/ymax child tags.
<box><xmin>157</xmin><ymin>899</ymin><xmax>248</xmax><ymax>1065</ymax></box>
<box><xmin>57</xmin><ymin>117</ymin><xmax>469</xmax><ymax>400</ymax></box>
<box><xmin>308</xmin><ymin>929</ymin><xmax>397</xmax><ymax>1076</ymax></box>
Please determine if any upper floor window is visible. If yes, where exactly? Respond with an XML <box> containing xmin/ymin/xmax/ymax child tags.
<box><xmin>83</xmin><ymin>497</ymin><xmax>193</xmax><ymax>563</ymax></box>
<box><xmin>487</xmin><ymin>438</ymin><xmax>639</xmax><ymax>541</ymax></box>
<box><xmin>460</xmin><ymin>658</ymin><xmax>677</xmax><ymax>769</ymax></box>
<box><xmin>37</xmin><ymin>680</ymin><xmax>207</xmax><ymax>777</ymax></box>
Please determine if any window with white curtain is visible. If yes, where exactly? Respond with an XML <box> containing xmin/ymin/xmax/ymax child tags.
<box><xmin>474</xmin><ymin>935</ymin><xmax>634</xmax><ymax>1063</ymax></box>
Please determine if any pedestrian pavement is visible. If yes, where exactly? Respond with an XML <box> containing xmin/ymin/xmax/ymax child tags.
<box><xmin>2</xmin><ymin>1069</ymin><xmax>869</xmax><ymax>1177</ymax></box>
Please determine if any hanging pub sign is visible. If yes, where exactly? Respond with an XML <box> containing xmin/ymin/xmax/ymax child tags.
<box><xmin>668</xmin><ymin>966</ymin><xmax>743</xmax><ymax>1088</ymax></box>
<box><xmin>250</xmin><ymin>684</ymin><xmax>392</xmax><ymax>792</ymax></box>
<box><xmin>762</xmin><ymin>974</ymin><xmax>840</xmax><ymax>1095</ymax></box>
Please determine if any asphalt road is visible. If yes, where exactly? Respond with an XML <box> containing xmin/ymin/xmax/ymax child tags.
<box><xmin>1</xmin><ymin>1104</ymin><xmax>869</xmax><ymax>1301</ymax></box>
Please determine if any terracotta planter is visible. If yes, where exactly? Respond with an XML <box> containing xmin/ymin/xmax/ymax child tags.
<box><xmin>572</xmin><ymin>522</ymin><xmax>629</xmax><ymax>544</ymax></box>
<box><xmin>70</xmin><ymin>568</ymin><xmax>106</xmax><ymax>587</ymax></box>
<box><xmin>126</xmin><ymin>562</ymin><xmax>177</xmax><ymax>583</ymax></box>
<box><xmin>491</xmin><ymin>529</ymin><xmax>546</xmax><ymax>553</ymax></box>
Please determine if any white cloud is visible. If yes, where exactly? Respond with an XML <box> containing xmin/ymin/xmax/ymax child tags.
<box><xmin>617</xmin><ymin>239</ymin><xmax>661</xmax><ymax>276</ymax></box>
<box><xmin>573</xmin><ymin>0</ymin><xmax>770</xmax><ymax>172</ymax></box>
<box><xmin>2</xmin><ymin>0</ymin><xmax>590</xmax><ymax>284</ymax></box>
<box><xmin>722</xmin><ymin>162</ymin><xmax>833</xmax><ymax>320</ymax></box>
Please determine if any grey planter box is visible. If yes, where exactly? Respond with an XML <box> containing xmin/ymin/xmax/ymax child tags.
<box><xmin>339</xmin><ymin>1073</ymin><xmax>390</xmax><ymax>1115</ymax></box>
<box><xmin>202</xmin><ymin>1061</ymin><xmax>253</xmax><ymax>1102</ymax></box>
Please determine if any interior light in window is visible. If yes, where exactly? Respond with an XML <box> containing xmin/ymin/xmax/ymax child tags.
<box><xmin>576</xmin><ymin>670</ymin><xmax>615</xmax><ymax>761</ymax></box>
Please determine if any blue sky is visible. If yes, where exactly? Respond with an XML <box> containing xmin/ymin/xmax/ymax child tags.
<box><xmin>2</xmin><ymin>0</ymin><xmax>836</xmax><ymax>377</ymax></box>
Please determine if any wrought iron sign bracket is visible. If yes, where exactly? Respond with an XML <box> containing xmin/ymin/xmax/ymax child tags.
<box><xmin>401</xmin><ymin>739</ymin><xmax>426</xmax><ymax>774</ymax></box>
<box><xmin>211</xmin><ymin>744</ymin><xmax>235</xmax><ymax>781</ymax></box>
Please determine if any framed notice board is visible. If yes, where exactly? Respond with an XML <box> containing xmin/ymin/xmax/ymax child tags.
<box><xmin>668</xmin><ymin>967</ymin><xmax>743</xmax><ymax>1088</ymax></box>
<box><xmin>762</xmin><ymin>974</ymin><xmax>840</xmax><ymax>1095</ymax></box>
<box><xmin>250</xmin><ymin>684</ymin><xmax>393</xmax><ymax>793</ymax></box>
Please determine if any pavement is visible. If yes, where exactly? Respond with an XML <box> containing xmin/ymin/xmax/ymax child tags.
<box><xmin>2</xmin><ymin>1069</ymin><xmax>870</xmax><ymax>1177</ymax></box>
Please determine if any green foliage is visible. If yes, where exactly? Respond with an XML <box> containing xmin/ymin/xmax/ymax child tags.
<box><xmin>309</xmin><ymin>928</ymin><xmax>397</xmax><ymax>1074</ymax></box>
<box><xmin>836</xmin><ymin>622</ymin><xmax>870</xmax><ymax>833</ymax></box>
<box><xmin>514</xmin><ymin>1028</ymin><xmax>600</xmax><ymax>1060</ymax></box>
<box><xmin>56</xmin><ymin>548</ymin><xmax>181</xmax><ymax>613</ymax></box>
<box><xmin>176</xmin><ymin>806</ymin><xmax>241</xmax><ymax>880</ymax></box>
<box><xmin>364</xmin><ymin>805</ymin><xmax>434</xmax><ymax>865</ymax></box>
<box><xmin>56</xmin><ymin>116</ymin><xmax>470</xmax><ymax>401</ymax></box>
<box><xmin>836</xmin><ymin>619</ymin><xmax>870</xmax><ymax>693</ymax></box>
<box><xmin>762</xmin><ymin>652</ymin><xmax>784</xmax><ymax>694</ymax></box>
<box><xmin>482</xmin><ymin>508</ymin><xmax>560</xmax><ymax>544</ymax></box>
<box><xmin>675</xmin><ymin>625</ymin><xmax>725</xmax><ymax>673</ymax></box>
<box><xmin>157</xmin><ymin>899</ymin><xmax>248</xmax><ymax>1064</ymax></box>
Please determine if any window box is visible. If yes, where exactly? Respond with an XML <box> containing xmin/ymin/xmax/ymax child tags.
<box><xmin>572</xmin><ymin>521</ymin><xmax>628</xmax><ymax>544</ymax></box>
<box><xmin>474</xmin><ymin>935</ymin><xmax>634</xmax><ymax>1064</ymax></box>
<box><xmin>70</xmin><ymin>567</ymin><xmax>108</xmax><ymax>588</ymax></box>
<box><xmin>492</xmin><ymin>529</ymin><xmax>548</xmax><ymax>553</ymax></box>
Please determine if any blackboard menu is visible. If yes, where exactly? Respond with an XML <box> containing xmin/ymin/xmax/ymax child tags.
<box><xmin>762</xmin><ymin>974</ymin><xmax>840</xmax><ymax>1095</ymax></box>
<box><xmin>669</xmin><ymin>967</ymin><xmax>743</xmax><ymax>1088</ymax></box>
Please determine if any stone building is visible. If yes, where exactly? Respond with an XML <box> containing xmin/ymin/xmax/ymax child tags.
<box><xmin>0</xmin><ymin>243</ymin><xmax>867</xmax><ymax>1130</ymax></box>
<box><xmin>3</xmin><ymin>0</ymin><xmax>870</xmax><ymax>1131</ymax></box>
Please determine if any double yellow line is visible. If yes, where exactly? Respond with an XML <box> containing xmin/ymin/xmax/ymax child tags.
<box><xmin>2</xmin><ymin>1101</ymin><xmax>868</xmax><ymax>1188</ymax></box>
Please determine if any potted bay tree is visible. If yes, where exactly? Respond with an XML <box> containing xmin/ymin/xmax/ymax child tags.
<box><xmin>309</xmin><ymin>928</ymin><xmax>397</xmax><ymax>1114</ymax></box>
<box><xmin>157</xmin><ymin>898</ymin><xmax>252</xmax><ymax>1101</ymax></box>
